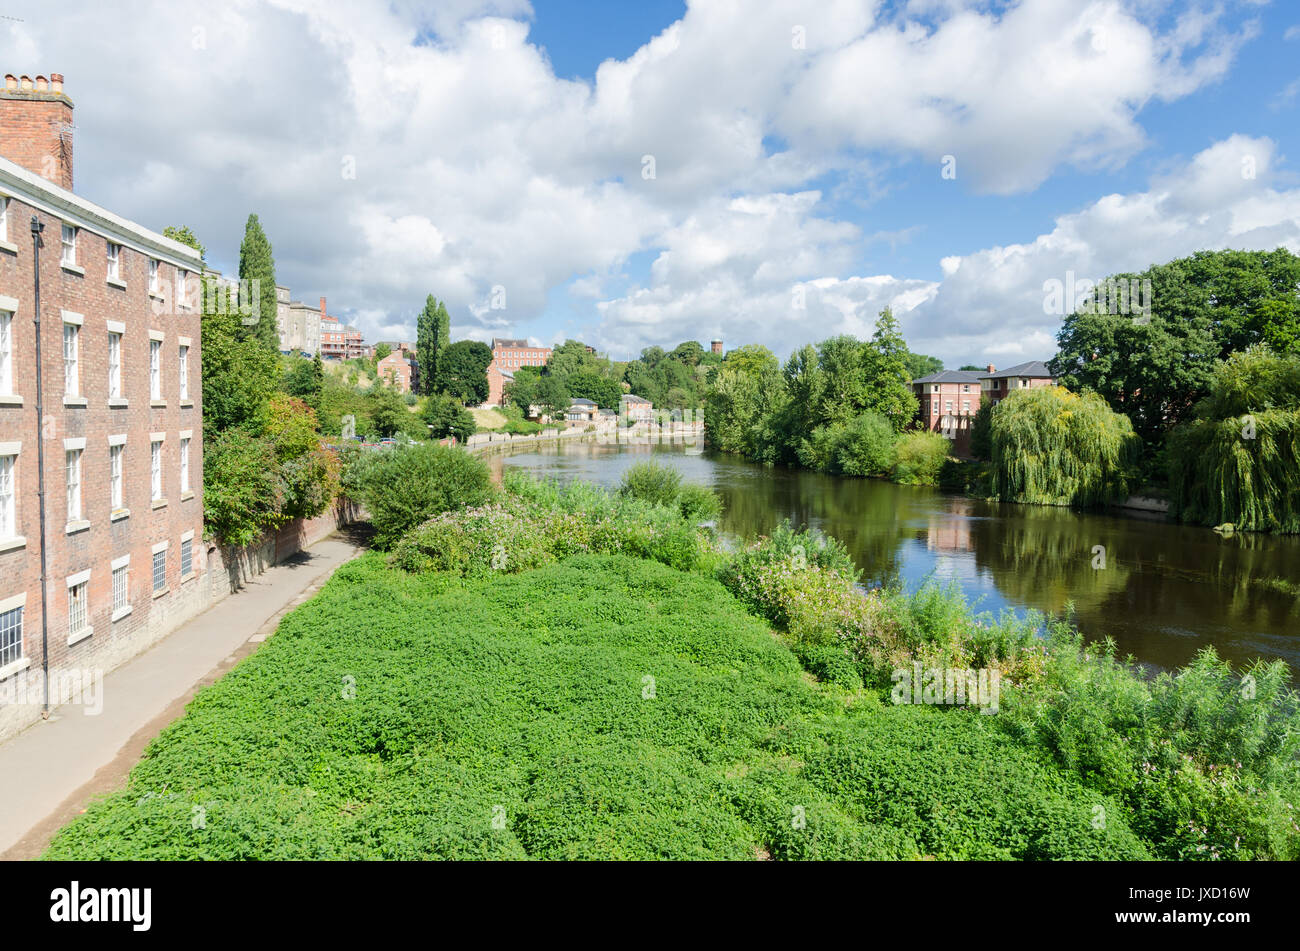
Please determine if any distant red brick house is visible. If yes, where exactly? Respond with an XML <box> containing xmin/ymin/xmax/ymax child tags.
<box><xmin>376</xmin><ymin>351</ymin><xmax>413</xmax><ymax>393</ymax></box>
<box><xmin>911</xmin><ymin>361</ymin><xmax>1056</xmax><ymax>456</ymax></box>
<box><xmin>620</xmin><ymin>393</ymin><xmax>653</xmax><ymax>422</ymax></box>
<box><xmin>485</xmin><ymin>337</ymin><xmax>550</xmax><ymax>407</ymax></box>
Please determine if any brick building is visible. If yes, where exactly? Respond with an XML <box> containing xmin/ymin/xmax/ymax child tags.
<box><xmin>910</xmin><ymin>361</ymin><xmax>1057</xmax><ymax>457</ymax></box>
<box><xmin>376</xmin><ymin>351</ymin><xmax>414</xmax><ymax>393</ymax></box>
<box><xmin>0</xmin><ymin>73</ymin><xmax>206</xmax><ymax>740</ymax></box>
<box><xmin>911</xmin><ymin>370</ymin><xmax>984</xmax><ymax>437</ymax></box>
<box><xmin>486</xmin><ymin>337</ymin><xmax>551</xmax><ymax>406</ymax></box>
<box><xmin>319</xmin><ymin>297</ymin><xmax>363</xmax><ymax>360</ymax></box>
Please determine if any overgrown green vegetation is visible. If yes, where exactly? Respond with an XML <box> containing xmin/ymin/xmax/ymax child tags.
<box><xmin>1167</xmin><ymin>348</ymin><xmax>1300</xmax><ymax>533</ymax></box>
<box><xmin>199</xmin><ymin>258</ymin><xmax>344</xmax><ymax>546</ymax></box>
<box><xmin>350</xmin><ymin>443</ymin><xmax>493</xmax><ymax>549</ymax></box>
<box><xmin>45</xmin><ymin>470</ymin><xmax>1300</xmax><ymax>860</ymax></box>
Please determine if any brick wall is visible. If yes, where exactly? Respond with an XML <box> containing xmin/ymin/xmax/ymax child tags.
<box><xmin>0</xmin><ymin>76</ymin><xmax>73</xmax><ymax>190</ymax></box>
<box><xmin>0</xmin><ymin>182</ymin><xmax>206</xmax><ymax>742</ymax></box>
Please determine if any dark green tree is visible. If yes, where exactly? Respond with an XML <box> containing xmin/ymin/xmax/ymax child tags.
<box><xmin>434</xmin><ymin>340</ymin><xmax>493</xmax><ymax>404</ymax></box>
<box><xmin>238</xmin><ymin>213</ymin><xmax>279</xmax><ymax>353</ymax></box>
<box><xmin>903</xmin><ymin>352</ymin><xmax>944</xmax><ymax>380</ymax></box>
<box><xmin>535</xmin><ymin>375</ymin><xmax>571</xmax><ymax>421</ymax></box>
<box><xmin>416</xmin><ymin>296</ymin><xmax>451</xmax><ymax>395</ymax></box>
<box><xmin>424</xmin><ymin>394</ymin><xmax>477</xmax><ymax>441</ymax></box>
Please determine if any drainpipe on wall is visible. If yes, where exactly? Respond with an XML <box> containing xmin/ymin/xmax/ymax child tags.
<box><xmin>30</xmin><ymin>216</ymin><xmax>51</xmax><ymax>717</ymax></box>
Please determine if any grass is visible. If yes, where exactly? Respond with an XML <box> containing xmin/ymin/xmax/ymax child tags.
<box><xmin>469</xmin><ymin>407</ymin><xmax>506</xmax><ymax>429</ymax></box>
<box><xmin>43</xmin><ymin>553</ymin><xmax>1148</xmax><ymax>860</ymax></box>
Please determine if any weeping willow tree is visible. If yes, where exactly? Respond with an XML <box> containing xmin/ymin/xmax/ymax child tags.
<box><xmin>989</xmin><ymin>386</ymin><xmax>1141</xmax><ymax>507</ymax></box>
<box><xmin>1167</xmin><ymin>348</ymin><xmax>1300</xmax><ymax>533</ymax></box>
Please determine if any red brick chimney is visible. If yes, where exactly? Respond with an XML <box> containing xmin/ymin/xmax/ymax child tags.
<box><xmin>0</xmin><ymin>72</ymin><xmax>74</xmax><ymax>190</ymax></box>
<box><xmin>319</xmin><ymin>296</ymin><xmax>327</xmax><ymax>320</ymax></box>
<box><xmin>986</xmin><ymin>363</ymin><xmax>996</xmax><ymax>373</ymax></box>
<box><xmin>711</xmin><ymin>339</ymin><xmax>723</xmax><ymax>355</ymax></box>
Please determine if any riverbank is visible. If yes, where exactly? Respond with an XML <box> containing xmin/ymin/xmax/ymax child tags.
<box><xmin>41</xmin><ymin>466</ymin><xmax>1300</xmax><ymax>861</ymax></box>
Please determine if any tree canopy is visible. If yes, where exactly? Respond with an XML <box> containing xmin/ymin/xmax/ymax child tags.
<box><xmin>434</xmin><ymin>340</ymin><xmax>493</xmax><ymax>404</ymax></box>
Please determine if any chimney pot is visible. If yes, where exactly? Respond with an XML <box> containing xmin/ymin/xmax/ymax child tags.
<box><xmin>19</xmin><ymin>75</ymin><xmax>32</xmax><ymax>90</ymax></box>
<box><xmin>986</xmin><ymin>364</ymin><xmax>996</xmax><ymax>373</ymax></box>
<box><xmin>50</xmin><ymin>73</ymin><xmax>63</xmax><ymax>93</ymax></box>
<box><xmin>34</xmin><ymin>75</ymin><xmax>47</xmax><ymax>91</ymax></box>
<box><xmin>4</xmin><ymin>75</ymin><xmax>16</xmax><ymax>90</ymax></box>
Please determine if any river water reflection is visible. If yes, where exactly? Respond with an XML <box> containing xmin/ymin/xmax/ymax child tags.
<box><xmin>490</xmin><ymin>437</ymin><xmax>1300</xmax><ymax>676</ymax></box>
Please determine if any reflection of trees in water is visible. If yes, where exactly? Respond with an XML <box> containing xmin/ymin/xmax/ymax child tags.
<box><xmin>716</xmin><ymin>464</ymin><xmax>905</xmax><ymax>583</ymax></box>
<box><xmin>966</xmin><ymin>503</ymin><xmax>1132</xmax><ymax>617</ymax></box>
<box><xmin>500</xmin><ymin>442</ymin><xmax>1300</xmax><ymax>672</ymax></box>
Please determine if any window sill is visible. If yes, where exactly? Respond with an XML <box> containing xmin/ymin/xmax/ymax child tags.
<box><xmin>180</xmin><ymin>490</ymin><xmax>194</xmax><ymax>501</ymax></box>
<box><xmin>151</xmin><ymin>498</ymin><xmax>167</xmax><ymax>510</ymax></box>
<box><xmin>112</xmin><ymin>604</ymin><xmax>132</xmax><ymax>622</ymax></box>
<box><xmin>106</xmin><ymin>277</ymin><xmax>127</xmax><ymax>290</ymax></box>
<box><xmin>181</xmin><ymin>571</ymin><xmax>195</xmax><ymax>584</ymax></box>
<box><xmin>148</xmin><ymin>290</ymin><xmax>165</xmax><ymax>301</ymax></box>
<box><xmin>0</xmin><ymin>656</ymin><xmax>31</xmax><ymax>682</ymax></box>
<box><xmin>180</xmin><ymin>401</ymin><xmax>194</xmax><ymax>408</ymax></box>
<box><xmin>61</xmin><ymin>263</ymin><xmax>85</xmax><ymax>276</ymax></box>
<box><xmin>150</xmin><ymin>400</ymin><xmax>167</xmax><ymax>408</ymax></box>
<box><xmin>63</xmin><ymin>396</ymin><xmax>87</xmax><ymax>408</ymax></box>
<box><xmin>108</xmin><ymin>398</ymin><xmax>128</xmax><ymax>409</ymax></box>
<box><xmin>65</xmin><ymin>520</ymin><xmax>90</xmax><ymax>535</ymax></box>
<box><xmin>111</xmin><ymin>508</ymin><xmax>130</xmax><ymax>522</ymax></box>
<box><xmin>67</xmin><ymin>626</ymin><xmax>93</xmax><ymax>647</ymax></box>
<box><xmin>0</xmin><ymin>535</ymin><xmax>26</xmax><ymax>554</ymax></box>
<box><xmin>152</xmin><ymin>587</ymin><xmax>169</xmax><ymax>599</ymax></box>
<box><xmin>0</xmin><ymin>240</ymin><xmax>17</xmax><ymax>255</ymax></box>
<box><xmin>0</xmin><ymin>394</ymin><xmax>21</xmax><ymax>406</ymax></box>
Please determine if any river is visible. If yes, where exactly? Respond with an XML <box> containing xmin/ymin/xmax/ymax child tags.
<box><xmin>489</xmin><ymin>436</ymin><xmax>1300</xmax><ymax>676</ymax></box>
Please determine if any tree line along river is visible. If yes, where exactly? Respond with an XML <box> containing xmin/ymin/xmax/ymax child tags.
<box><xmin>489</xmin><ymin>436</ymin><xmax>1300</xmax><ymax>678</ymax></box>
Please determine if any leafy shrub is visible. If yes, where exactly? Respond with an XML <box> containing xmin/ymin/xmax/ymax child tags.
<box><xmin>676</xmin><ymin>483</ymin><xmax>723</xmax><ymax>523</ymax></box>
<box><xmin>202</xmin><ymin>432</ymin><xmax>283</xmax><ymax>546</ymax></box>
<box><xmin>392</xmin><ymin>476</ymin><xmax>720</xmax><ymax>576</ymax></box>
<box><xmin>889</xmin><ymin>430</ymin><xmax>950</xmax><ymax>485</ymax></box>
<box><xmin>797</xmin><ymin>411</ymin><xmax>895</xmax><ymax>476</ymax></box>
<box><xmin>620</xmin><ymin>460</ymin><xmax>683</xmax><ymax>505</ymax></box>
<box><xmin>279</xmin><ymin>447</ymin><xmax>342</xmax><ymax>521</ymax></box>
<box><xmin>359</xmin><ymin>444</ymin><xmax>493</xmax><ymax>549</ymax></box>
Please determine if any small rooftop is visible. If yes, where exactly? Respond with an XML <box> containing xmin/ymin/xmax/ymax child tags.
<box><xmin>911</xmin><ymin>370</ymin><xmax>983</xmax><ymax>385</ymax></box>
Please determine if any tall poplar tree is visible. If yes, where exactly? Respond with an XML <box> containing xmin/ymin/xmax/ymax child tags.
<box><xmin>416</xmin><ymin>295</ymin><xmax>451</xmax><ymax>395</ymax></box>
<box><xmin>238</xmin><ymin>213</ymin><xmax>279</xmax><ymax>353</ymax></box>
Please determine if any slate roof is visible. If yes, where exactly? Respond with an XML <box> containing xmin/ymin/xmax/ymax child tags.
<box><xmin>910</xmin><ymin>370</ymin><xmax>984</xmax><ymax>385</ymax></box>
<box><xmin>980</xmin><ymin>360</ymin><xmax>1053</xmax><ymax>380</ymax></box>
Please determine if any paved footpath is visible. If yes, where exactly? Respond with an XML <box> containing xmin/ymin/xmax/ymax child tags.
<box><xmin>0</xmin><ymin>533</ymin><xmax>364</xmax><ymax>859</ymax></box>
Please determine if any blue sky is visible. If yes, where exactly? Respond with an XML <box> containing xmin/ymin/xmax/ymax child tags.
<box><xmin>22</xmin><ymin>0</ymin><xmax>1300</xmax><ymax>367</ymax></box>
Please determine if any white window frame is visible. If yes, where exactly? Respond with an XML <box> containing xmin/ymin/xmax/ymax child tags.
<box><xmin>0</xmin><ymin>592</ymin><xmax>24</xmax><ymax>671</ymax></box>
<box><xmin>179</xmin><ymin>435</ymin><xmax>190</xmax><ymax>493</ymax></box>
<box><xmin>149</xmin><ymin>258</ymin><xmax>160</xmax><ymax>293</ymax></box>
<box><xmin>107</xmin><ymin>329</ymin><xmax>122</xmax><ymax>399</ymax></box>
<box><xmin>175</xmin><ymin>269</ymin><xmax>188</xmax><ymax>310</ymax></box>
<box><xmin>66</xmin><ymin>570</ymin><xmax>91</xmax><ymax>645</ymax></box>
<box><xmin>151</xmin><ymin>541</ymin><xmax>168</xmax><ymax>594</ymax></box>
<box><xmin>0</xmin><ymin>446</ymin><xmax>17</xmax><ymax>542</ymax></box>
<box><xmin>64</xmin><ymin>444</ymin><xmax>83</xmax><ymax>522</ymax></box>
<box><xmin>150</xmin><ymin>438</ymin><xmax>163</xmax><ymax>502</ymax></box>
<box><xmin>0</xmin><ymin>307</ymin><xmax>12</xmax><ymax>397</ymax></box>
<box><xmin>62</xmin><ymin>321</ymin><xmax>79</xmax><ymax>398</ymax></box>
<box><xmin>180</xmin><ymin>530</ymin><xmax>194</xmax><ymax>578</ymax></box>
<box><xmin>61</xmin><ymin>223</ymin><xmax>76</xmax><ymax>265</ymax></box>
<box><xmin>0</xmin><ymin>195</ymin><xmax>7</xmax><ymax>243</ymax></box>
<box><xmin>178</xmin><ymin>344</ymin><xmax>189</xmax><ymax>401</ymax></box>
<box><xmin>109</xmin><ymin>439</ymin><xmax>125</xmax><ymax>511</ymax></box>
<box><xmin>106</xmin><ymin>242</ymin><xmax>121</xmax><ymax>281</ymax></box>
<box><xmin>111</xmin><ymin>554</ymin><xmax>130</xmax><ymax>620</ymax></box>
<box><xmin>149</xmin><ymin>339</ymin><xmax>161</xmax><ymax>400</ymax></box>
